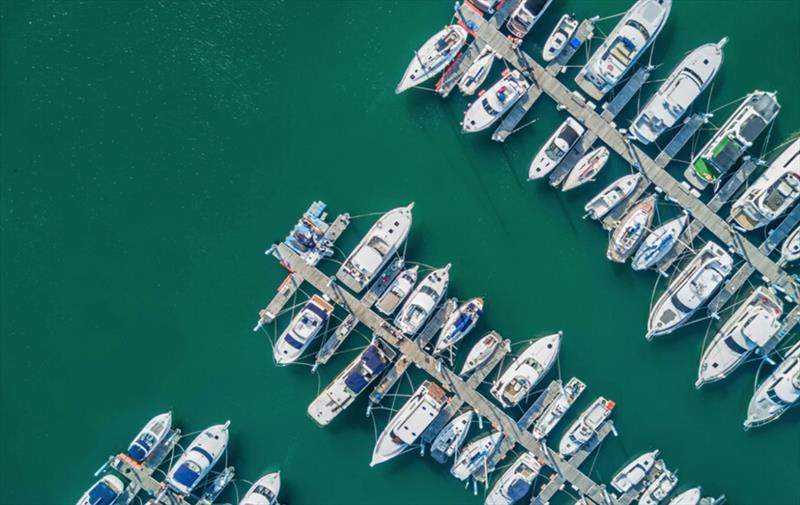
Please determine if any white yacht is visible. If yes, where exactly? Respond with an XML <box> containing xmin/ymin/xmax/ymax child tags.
<box><xmin>639</xmin><ymin>469</ymin><xmax>678</xmax><ymax>505</ymax></box>
<box><xmin>696</xmin><ymin>287</ymin><xmax>783</xmax><ymax>388</ymax></box>
<box><xmin>532</xmin><ymin>377</ymin><xmax>586</xmax><ymax>440</ymax></box>
<box><xmin>396</xmin><ymin>26</ymin><xmax>468</xmax><ymax>94</ymax></box>
<box><xmin>577</xmin><ymin>0</ymin><xmax>672</xmax><ymax>99</ymax></box>
<box><xmin>647</xmin><ymin>241</ymin><xmax>733</xmax><ymax>339</ymax></box>
<box><xmin>76</xmin><ymin>475</ymin><xmax>125</xmax><ymax>505</ymax></box>
<box><xmin>337</xmin><ymin>204</ymin><xmax>413</xmax><ymax>292</ymax></box>
<box><xmin>126</xmin><ymin>412</ymin><xmax>172</xmax><ymax>463</ymax></box>
<box><xmin>462</xmin><ymin>70</ymin><xmax>530</xmax><ymax>133</ymax></box>
<box><xmin>584</xmin><ymin>173</ymin><xmax>642</xmax><ymax>220</ymax></box>
<box><xmin>166</xmin><ymin>422</ymin><xmax>230</xmax><ymax>496</ymax></box>
<box><xmin>506</xmin><ymin>0</ymin><xmax>554</xmax><ymax>38</ymax></box>
<box><xmin>610</xmin><ymin>450</ymin><xmax>659</xmax><ymax>493</ymax></box>
<box><xmin>240</xmin><ymin>472</ymin><xmax>281</xmax><ymax>505</ymax></box>
<box><xmin>460</xmin><ymin>333</ymin><xmax>504</xmax><ymax>376</ymax></box>
<box><xmin>630</xmin><ymin>40</ymin><xmax>726</xmax><ymax>144</ymax></box>
<box><xmin>542</xmin><ymin>14</ymin><xmax>579</xmax><ymax>63</ymax></box>
<box><xmin>782</xmin><ymin>225</ymin><xmax>800</xmax><ymax>263</ymax></box>
<box><xmin>485</xmin><ymin>452</ymin><xmax>542</xmax><ymax>505</ymax></box>
<box><xmin>430</xmin><ymin>410</ymin><xmax>474</xmax><ymax>463</ymax></box>
<box><xmin>607</xmin><ymin>195</ymin><xmax>656</xmax><ymax>263</ymax></box>
<box><xmin>668</xmin><ymin>487</ymin><xmax>702</xmax><ymax>505</ymax></box>
<box><xmin>745</xmin><ymin>341</ymin><xmax>800</xmax><ymax>429</ymax></box>
<box><xmin>434</xmin><ymin>297</ymin><xmax>484</xmax><ymax>355</ymax></box>
<box><xmin>730</xmin><ymin>138</ymin><xmax>800</xmax><ymax>230</ymax></box>
<box><xmin>459</xmin><ymin>47</ymin><xmax>497</xmax><ymax>96</ymax></box>
<box><xmin>558</xmin><ymin>397</ymin><xmax>615</xmax><ymax>456</ymax></box>
<box><xmin>451</xmin><ymin>431</ymin><xmax>504</xmax><ymax>481</ymax></box>
<box><xmin>273</xmin><ymin>294</ymin><xmax>334</xmax><ymax>366</ymax></box>
<box><xmin>394</xmin><ymin>265</ymin><xmax>451</xmax><ymax>335</ymax></box>
<box><xmin>631</xmin><ymin>214</ymin><xmax>688</xmax><ymax>271</ymax></box>
<box><xmin>562</xmin><ymin>147</ymin><xmax>610</xmax><ymax>191</ymax></box>
<box><xmin>528</xmin><ymin>118</ymin><xmax>586</xmax><ymax>180</ymax></box>
<box><xmin>491</xmin><ymin>333</ymin><xmax>561</xmax><ymax>408</ymax></box>
<box><xmin>376</xmin><ymin>266</ymin><xmax>419</xmax><ymax>316</ymax></box>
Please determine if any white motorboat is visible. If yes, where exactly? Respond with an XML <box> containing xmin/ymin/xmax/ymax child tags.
<box><xmin>542</xmin><ymin>14</ymin><xmax>579</xmax><ymax>63</ymax></box>
<box><xmin>460</xmin><ymin>333</ymin><xmax>504</xmax><ymax>376</ymax></box>
<box><xmin>631</xmin><ymin>214</ymin><xmax>688</xmax><ymax>271</ymax></box>
<box><xmin>558</xmin><ymin>397</ymin><xmax>615</xmax><ymax>456</ymax></box>
<box><xmin>745</xmin><ymin>341</ymin><xmax>800</xmax><ymax>429</ymax></box>
<box><xmin>126</xmin><ymin>412</ymin><xmax>172</xmax><ymax>463</ymax></box>
<box><xmin>491</xmin><ymin>333</ymin><xmax>561</xmax><ymax>408</ymax></box>
<box><xmin>273</xmin><ymin>294</ymin><xmax>334</xmax><ymax>366</ymax></box>
<box><xmin>462</xmin><ymin>69</ymin><xmax>530</xmax><ymax>132</ymax></box>
<box><xmin>376</xmin><ymin>266</ymin><xmax>419</xmax><ymax>316</ymax></box>
<box><xmin>528</xmin><ymin>118</ymin><xmax>586</xmax><ymax>180</ymax></box>
<box><xmin>240</xmin><ymin>472</ymin><xmax>281</xmax><ymax>505</ymax></box>
<box><xmin>451</xmin><ymin>431</ymin><xmax>504</xmax><ymax>480</ymax></box>
<box><xmin>396</xmin><ymin>26</ymin><xmax>468</xmax><ymax>94</ymax></box>
<box><xmin>584</xmin><ymin>173</ymin><xmax>642</xmax><ymax>220</ymax></box>
<box><xmin>639</xmin><ymin>469</ymin><xmax>678</xmax><ymax>505</ymax></box>
<box><xmin>485</xmin><ymin>452</ymin><xmax>542</xmax><ymax>505</ymax></box>
<box><xmin>76</xmin><ymin>475</ymin><xmax>125</xmax><ymax>505</ymax></box>
<box><xmin>782</xmin><ymin>225</ymin><xmax>800</xmax><ymax>263</ymax></box>
<box><xmin>166</xmin><ymin>422</ymin><xmax>230</xmax><ymax>495</ymax></box>
<box><xmin>430</xmin><ymin>410</ymin><xmax>474</xmax><ymax>463</ymax></box>
<box><xmin>647</xmin><ymin>241</ymin><xmax>733</xmax><ymax>339</ymax></box>
<box><xmin>459</xmin><ymin>47</ymin><xmax>497</xmax><ymax>96</ymax></box>
<box><xmin>630</xmin><ymin>40</ymin><xmax>725</xmax><ymax>144</ymax></box>
<box><xmin>532</xmin><ymin>377</ymin><xmax>586</xmax><ymax>440</ymax></box>
<box><xmin>371</xmin><ymin>381</ymin><xmax>448</xmax><ymax>466</ymax></box>
<box><xmin>668</xmin><ymin>487</ymin><xmax>702</xmax><ymax>505</ymax></box>
<box><xmin>696</xmin><ymin>287</ymin><xmax>783</xmax><ymax>388</ymax></box>
<box><xmin>607</xmin><ymin>195</ymin><xmax>656</xmax><ymax>263</ymax></box>
<box><xmin>610</xmin><ymin>450</ymin><xmax>659</xmax><ymax>493</ymax></box>
<box><xmin>561</xmin><ymin>147</ymin><xmax>610</xmax><ymax>191</ymax></box>
<box><xmin>394</xmin><ymin>265</ymin><xmax>451</xmax><ymax>335</ymax></box>
<box><xmin>434</xmin><ymin>297</ymin><xmax>484</xmax><ymax>355</ymax></box>
<box><xmin>336</xmin><ymin>204</ymin><xmax>413</xmax><ymax>292</ymax></box>
<box><xmin>506</xmin><ymin>0</ymin><xmax>554</xmax><ymax>38</ymax></box>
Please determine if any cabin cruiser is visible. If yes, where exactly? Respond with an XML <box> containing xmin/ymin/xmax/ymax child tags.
<box><xmin>127</xmin><ymin>412</ymin><xmax>172</xmax><ymax>463</ymax></box>
<box><xmin>630</xmin><ymin>40</ymin><xmax>726</xmax><ymax>144</ymax></box>
<box><xmin>431</xmin><ymin>410</ymin><xmax>474</xmax><ymax>463</ymax></box>
<box><xmin>696</xmin><ymin>287</ymin><xmax>783</xmax><ymax>388</ymax></box>
<box><xmin>376</xmin><ymin>266</ymin><xmax>418</xmax><ymax>316</ymax></box>
<box><xmin>647</xmin><ymin>241</ymin><xmax>733</xmax><ymax>339</ymax></box>
<box><xmin>273</xmin><ymin>294</ymin><xmax>334</xmax><ymax>365</ymax></box>
<box><xmin>668</xmin><ymin>487</ymin><xmax>702</xmax><ymax>505</ymax></box>
<box><xmin>685</xmin><ymin>91</ymin><xmax>781</xmax><ymax>190</ymax></box>
<box><xmin>607</xmin><ymin>195</ymin><xmax>656</xmax><ymax>263</ymax></box>
<box><xmin>558</xmin><ymin>397</ymin><xmax>615</xmax><ymax>456</ymax></box>
<box><xmin>308</xmin><ymin>339</ymin><xmax>395</xmax><ymax>426</ymax></box>
<box><xmin>610</xmin><ymin>450</ymin><xmax>659</xmax><ymax>493</ymax></box>
<box><xmin>631</xmin><ymin>214</ymin><xmax>688</xmax><ymax>271</ymax></box>
<box><xmin>166</xmin><ymin>422</ymin><xmax>230</xmax><ymax>495</ymax></box>
<box><xmin>542</xmin><ymin>14</ymin><xmax>579</xmax><ymax>63</ymax></box>
<box><xmin>462</xmin><ymin>70</ymin><xmax>530</xmax><ymax>133</ymax></box>
<box><xmin>485</xmin><ymin>452</ymin><xmax>542</xmax><ymax>505</ymax></box>
<box><xmin>459</xmin><ymin>47</ymin><xmax>497</xmax><ymax>96</ymax></box>
<box><xmin>240</xmin><ymin>472</ymin><xmax>281</xmax><ymax>505</ymax></box>
<box><xmin>491</xmin><ymin>334</ymin><xmax>561</xmax><ymax>408</ymax></box>
<box><xmin>451</xmin><ymin>431</ymin><xmax>504</xmax><ymax>480</ymax></box>
<box><xmin>782</xmin><ymin>225</ymin><xmax>800</xmax><ymax>263</ymax></box>
<box><xmin>562</xmin><ymin>147</ymin><xmax>610</xmax><ymax>191</ymax></box>
<box><xmin>434</xmin><ymin>297</ymin><xmax>484</xmax><ymax>355</ymax></box>
<box><xmin>506</xmin><ymin>0</ymin><xmax>554</xmax><ymax>38</ymax></box>
<box><xmin>337</xmin><ymin>204</ymin><xmax>413</xmax><ymax>292</ymax></box>
<box><xmin>532</xmin><ymin>377</ymin><xmax>586</xmax><ymax>440</ymax></box>
<box><xmin>745</xmin><ymin>341</ymin><xmax>800</xmax><ymax>429</ymax></box>
<box><xmin>577</xmin><ymin>0</ymin><xmax>672</xmax><ymax>99</ymax></box>
<box><xmin>76</xmin><ymin>475</ymin><xmax>125</xmax><ymax>505</ymax></box>
<box><xmin>528</xmin><ymin>118</ymin><xmax>585</xmax><ymax>180</ymax></box>
<box><xmin>394</xmin><ymin>265</ymin><xmax>451</xmax><ymax>335</ymax></box>
<box><xmin>584</xmin><ymin>174</ymin><xmax>641</xmax><ymax>220</ymax></box>
<box><xmin>639</xmin><ymin>469</ymin><xmax>678</xmax><ymax>505</ymax></box>
<box><xmin>396</xmin><ymin>26</ymin><xmax>468</xmax><ymax>94</ymax></box>
<box><xmin>460</xmin><ymin>333</ymin><xmax>504</xmax><ymax>376</ymax></box>
<box><xmin>730</xmin><ymin>138</ymin><xmax>800</xmax><ymax>230</ymax></box>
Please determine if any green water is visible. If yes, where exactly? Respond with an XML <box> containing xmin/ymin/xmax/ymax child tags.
<box><xmin>1</xmin><ymin>1</ymin><xmax>799</xmax><ymax>504</ymax></box>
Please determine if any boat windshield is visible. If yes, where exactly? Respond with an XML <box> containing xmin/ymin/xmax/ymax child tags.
<box><xmin>766</xmin><ymin>387</ymin><xmax>793</xmax><ymax>407</ymax></box>
<box><xmin>545</xmin><ymin>143</ymin><xmax>564</xmax><ymax>161</ymax></box>
<box><xmin>481</xmin><ymin>97</ymin><xmax>500</xmax><ymax>116</ymax></box>
<box><xmin>723</xmin><ymin>336</ymin><xmax>748</xmax><ymax>355</ymax></box>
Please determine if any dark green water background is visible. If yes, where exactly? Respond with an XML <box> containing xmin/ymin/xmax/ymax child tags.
<box><xmin>1</xmin><ymin>1</ymin><xmax>799</xmax><ymax>504</ymax></box>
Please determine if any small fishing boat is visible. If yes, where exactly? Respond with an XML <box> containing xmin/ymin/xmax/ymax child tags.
<box><xmin>607</xmin><ymin>195</ymin><xmax>656</xmax><ymax>263</ymax></box>
<box><xmin>558</xmin><ymin>397</ymin><xmax>615</xmax><ymax>456</ymax></box>
<box><xmin>76</xmin><ymin>475</ymin><xmax>125</xmax><ymax>505</ymax></box>
<box><xmin>485</xmin><ymin>452</ymin><xmax>542</xmax><ymax>505</ymax></box>
<box><xmin>584</xmin><ymin>174</ymin><xmax>641</xmax><ymax>220</ymax></box>
<box><xmin>166</xmin><ymin>422</ymin><xmax>230</xmax><ymax>495</ymax></box>
<box><xmin>396</xmin><ymin>26</ymin><xmax>468</xmax><ymax>94</ymax></box>
<box><xmin>460</xmin><ymin>333</ymin><xmax>503</xmax><ymax>376</ymax></box>
<box><xmin>451</xmin><ymin>431</ymin><xmax>504</xmax><ymax>480</ymax></box>
<box><xmin>462</xmin><ymin>69</ymin><xmax>530</xmax><ymax>132</ymax></box>
<box><xmin>431</xmin><ymin>410</ymin><xmax>474</xmax><ymax>463</ymax></box>
<box><xmin>240</xmin><ymin>472</ymin><xmax>281</xmax><ymax>505</ymax></box>
<box><xmin>376</xmin><ymin>266</ymin><xmax>419</xmax><ymax>316</ymax></box>
<box><xmin>610</xmin><ymin>450</ymin><xmax>659</xmax><ymax>493</ymax></box>
<box><xmin>668</xmin><ymin>487</ymin><xmax>702</xmax><ymax>505</ymax></box>
<box><xmin>542</xmin><ymin>14</ymin><xmax>579</xmax><ymax>63</ymax></box>
<box><xmin>506</xmin><ymin>0</ymin><xmax>554</xmax><ymax>38</ymax></box>
<box><xmin>394</xmin><ymin>265</ymin><xmax>451</xmax><ymax>335</ymax></box>
<box><xmin>561</xmin><ymin>147</ymin><xmax>610</xmax><ymax>191</ymax></box>
<box><xmin>783</xmin><ymin>225</ymin><xmax>800</xmax><ymax>263</ymax></box>
<box><xmin>532</xmin><ymin>377</ymin><xmax>586</xmax><ymax>440</ymax></box>
<box><xmin>491</xmin><ymin>333</ymin><xmax>561</xmax><ymax>408</ymax></box>
<box><xmin>639</xmin><ymin>469</ymin><xmax>678</xmax><ymax>505</ymax></box>
<box><xmin>745</xmin><ymin>341</ymin><xmax>800</xmax><ymax>429</ymax></box>
<box><xmin>433</xmin><ymin>297</ymin><xmax>484</xmax><ymax>355</ymax></box>
<box><xmin>631</xmin><ymin>214</ymin><xmax>688</xmax><ymax>271</ymax></box>
<box><xmin>528</xmin><ymin>118</ymin><xmax>585</xmax><ymax>180</ymax></box>
<box><xmin>126</xmin><ymin>412</ymin><xmax>172</xmax><ymax>463</ymax></box>
<box><xmin>459</xmin><ymin>47</ymin><xmax>496</xmax><ymax>96</ymax></box>
<box><xmin>273</xmin><ymin>294</ymin><xmax>335</xmax><ymax>366</ymax></box>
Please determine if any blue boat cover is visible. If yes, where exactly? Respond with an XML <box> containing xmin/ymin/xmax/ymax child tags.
<box><xmin>344</xmin><ymin>370</ymin><xmax>368</xmax><ymax>393</ymax></box>
<box><xmin>127</xmin><ymin>443</ymin><xmax>148</xmax><ymax>462</ymax></box>
<box><xmin>88</xmin><ymin>481</ymin><xmax>120</xmax><ymax>505</ymax></box>
<box><xmin>173</xmin><ymin>463</ymin><xmax>201</xmax><ymax>488</ymax></box>
<box><xmin>454</xmin><ymin>314</ymin><xmax>471</xmax><ymax>332</ymax></box>
<box><xmin>362</xmin><ymin>345</ymin><xmax>388</xmax><ymax>373</ymax></box>
<box><xmin>284</xmin><ymin>333</ymin><xmax>305</xmax><ymax>350</ymax></box>
<box><xmin>507</xmin><ymin>479</ymin><xmax>531</xmax><ymax>501</ymax></box>
<box><xmin>306</xmin><ymin>302</ymin><xmax>330</xmax><ymax>320</ymax></box>
<box><xmin>569</xmin><ymin>37</ymin><xmax>581</xmax><ymax>49</ymax></box>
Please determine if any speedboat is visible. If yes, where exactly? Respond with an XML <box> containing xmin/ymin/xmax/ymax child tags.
<box><xmin>394</xmin><ymin>265</ymin><xmax>451</xmax><ymax>335</ymax></box>
<box><xmin>528</xmin><ymin>118</ymin><xmax>585</xmax><ymax>180</ymax></box>
<box><xmin>730</xmin><ymin>138</ymin><xmax>800</xmax><ymax>230</ymax></box>
<box><xmin>696</xmin><ymin>287</ymin><xmax>783</xmax><ymax>388</ymax></box>
<box><xmin>451</xmin><ymin>431</ymin><xmax>504</xmax><ymax>481</ymax></box>
<box><xmin>376</xmin><ymin>266</ymin><xmax>419</xmax><ymax>316</ymax></box>
<box><xmin>745</xmin><ymin>341</ymin><xmax>800</xmax><ymax>429</ymax></box>
<box><xmin>561</xmin><ymin>147</ymin><xmax>610</xmax><ymax>191</ymax></box>
<box><xmin>126</xmin><ymin>412</ymin><xmax>172</xmax><ymax>463</ymax></box>
<box><xmin>630</xmin><ymin>40</ymin><xmax>725</xmax><ymax>144</ymax></box>
<box><xmin>308</xmin><ymin>339</ymin><xmax>395</xmax><ymax>426</ymax></box>
<box><xmin>610</xmin><ymin>450</ymin><xmax>659</xmax><ymax>493</ymax></box>
<box><xmin>668</xmin><ymin>487</ymin><xmax>702</xmax><ymax>505</ymax></box>
<box><xmin>577</xmin><ymin>0</ymin><xmax>672</xmax><ymax>100</ymax></box>
<box><xmin>532</xmin><ymin>377</ymin><xmax>586</xmax><ymax>440</ymax></box>
<box><xmin>396</xmin><ymin>26</ymin><xmax>468</xmax><ymax>93</ymax></box>
<box><xmin>431</xmin><ymin>410</ymin><xmax>474</xmax><ymax>463</ymax></box>
<box><xmin>240</xmin><ymin>472</ymin><xmax>281</xmax><ymax>505</ymax></box>
<box><xmin>639</xmin><ymin>469</ymin><xmax>678</xmax><ymax>505</ymax></box>
<box><xmin>782</xmin><ymin>225</ymin><xmax>800</xmax><ymax>263</ymax></box>
<box><xmin>460</xmin><ymin>333</ymin><xmax>503</xmax><ymax>376</ymax></box>
<box><xmin>631</xmin><ymin>214</ymin><xmax>688</xmax><ymax>271</ymax></box>
<box><xmin>337</xmin><ymin>204</ymin><xmax>413</xmax><ymax>292</ymax></box>
<box><xmin>76</xmin><ymin>475</ymin><xmax>125</xmax><ymax>505</ymax></box>
<box><xmin>542</xmin><ymin>14</ymin><xmax>579</xmax><ymax>63</ymax></box>
<box><xmin>584</xmin><ymin>173</ymin><xmax>642</xmax><ymax>220</ymax></box>
<box><xmin>371</xmin><ymin>381</ymin><xmax>448</xmax><ymax>466</ymax></box>
<box><xmin>273</xmin><ymin>294</ymin><xmax>334</xmax><ymax>365</ymax></box>
<box><xmin>647</xmin><ymin>241</ymin><xmax>733</xmax><ymax>339</ymax></box>
<box><xmin>462</xmin><ymin>70</ymin><xmax>530</xmax><ymax>132</ymax></box>
<box><xmin>485</xmin><ymin>452</ymin><xmax>542</xmax><ymax>505</ymax></box>
<box><xmin>607</xmin><ymin>195</ymin><xmax>656</xmax><ymax>263</ymax></box>
<box><xmin>506</xmin><ymin>0</ymin><xmax>554</xmax><ymax>38</ymax></box>
<box><xmin>166</xmin><ymin>422</ymin><xmax>230</xmax><ymax>495</ymax></box>
<box><xmin>433</xmin><ymin>297</ymin><xmax>484</xmax><ymax>355</ymax></box>
<box><xmin>558</xmin><ymin>397</ymin><xmax>615</xmax><ymax>456</ymax></box>
<box><xmin>459</xmin><ymin>47</ymin><xmax>497</xmax><ymax>96</ymax></box>
<box><xmin>491</xmin><ymin>333</ymin><xmax>561</xmax><ymax>408</ymax></box>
